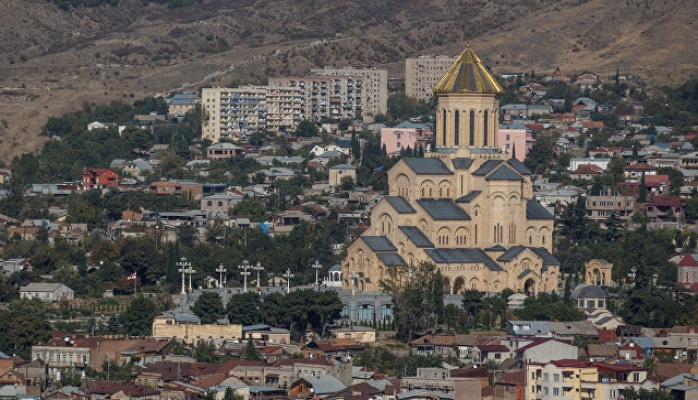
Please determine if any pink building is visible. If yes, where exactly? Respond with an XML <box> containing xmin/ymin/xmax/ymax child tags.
<box><xmin>498</xmin><ymin>123</ymin><xmax>534</xmax><ymax>162</ymax></box>
<box><xmin>380</xmin><ymin>121</ymin><xmax>433</xmax><ymax>157</ymax></box>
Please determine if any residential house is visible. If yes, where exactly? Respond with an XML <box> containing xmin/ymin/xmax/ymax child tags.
<box><xmin>289</xmin><ymin>375</ymin><xmax>346</xmax><ymax>398</ymax></box>
<box><xmin>544</xmin><ymin>70</ymin><xmax>572</xmax><ymax>84</ymax></box>
<box><xmin>1</xmin><ymin>258</ymin><xmax>32</xmax><ymax>276</ymax></box>
<box><xmin>569</xmin><ymin>163</ymin><xmax>604</xmax><ymax>180</ymax></box>
<box><xmin>639</xmin><ymin>197</ymin><xmax>684</xmax><ymax>229</ymax></box>
<box><xmin>122</xmin><ymin>158</ymin><xmax>153</xmax><ymax>178</ymax></box>
<box><xmin>20</xmin><ymin>283</ymin><xmax>73</xmax><ymax>302</ymax></box>
<box><xmin>248</xmin><ymin>167</ymin><xmax>295</xmax><ymax>184</ymax></box>
<box><xmin>82</xmin><ymin>168</ymin><xmax>118</xmax><ymax>190</ymax></box>
<box><xmin>201</xmin><ymin>193</ymin><xmax>243</xmax><ymax>217</ymax></box>
<box><xmin>512</xmin><ymin>338</ymin><xmax>577</xmax><ymax>364</ymax></box>
<box><xmin>87</xmin><ymin>121</ymin><xmax>109</xmax><ymax>131</ymax></box>
<box><xmin>241</xmin><ymin>324</ymin><xmax>291</xmax><ymax>345</ymax></box>
<box><xmin>329</xmin><ymin>164</ymin><xmax>357</xmax><ymax>186</ymax></box>
<box><xmin>148</xmin><ymin>181</ymin><xmax>183</xmax><ymax>195</ymax></box>
<box><xmin>167</xmin><ymin>92</ymin><xmax>200</xmax><ymax>119</ymax></box>
<box><xmin>526</xmin><ymin>360</ymin><xmax>656</xmax><ymax>400</ymax></box>
<box><xmin>380</xmin><ymin>121</ymin><xmax>433</xmax><ymax>156</ymax></box>
<box><xmin>585</xmin><ymin>190</ymin><xmax>635</xmax><ymax>221</ymax></box>
<box><xmin>400</xmin><ymin>368</ymin><xmax>485</xmax><ymax>398</ymax></box>
<box><xmin>498</xmin><ymin>123</ymin><xmax>534</xmax><ymax>162</ymax></box>
<box><xmin>86</xmin><ymin>381</ymin><xmax>160</xmax><ymax>400</ymax></box>
<box><xmin>206</xmin><ymin>143</ymin><xmax>243</xmax><ymax>160</ymax></box>
<box><xmin>301</xmin><ymin>338</ymin><xmax>365</xmax><ymax>359</ymax></box>
<box><xmin>472</xmin><ymin>344</ymin><xmax>510</xmax><ymax>363</ymax></box>
<box><xmin>568</xmin><ymin>157</ymin><xmax>611</xmax><ymax>172</ymax></box>
<box><xmin>329</xmin><ymin>326</ymin><xmax>376</xmax><ymax>343</ymax></box>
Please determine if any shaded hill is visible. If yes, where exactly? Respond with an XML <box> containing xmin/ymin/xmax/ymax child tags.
<box><xmin>0</xmin><ymin>0</ymin><xmax>696</xmax><ymax>161</ymax></box>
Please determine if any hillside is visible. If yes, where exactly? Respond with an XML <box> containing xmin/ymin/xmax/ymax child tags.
<box><xmin>0</xmin><ymin>0</ymin><xmax>696</xmax><ymax>162</ymax></box>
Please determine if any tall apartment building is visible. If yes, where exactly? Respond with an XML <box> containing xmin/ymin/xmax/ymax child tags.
<box><xmin>202</xmin><ymin>86</ymin><xmax>267</xmax><ymax>143</ymax></box>
<box><xmin>202</xmin><ymin>85</ymin><xmax>303</xmax><ymax>142</ymax></box>
<box><xmin>264</xmin><ymin>85</ymin><xmax>303</xmax><ymax>135</ymax></box>
<box><xmin>270</xmin><ymin>67</ymin><xmax>387</xmax><ymax>122</ymax></box>
<box><xmin>405</xmin><ymin>55</ymin><xmax>457</xmax><ymax>100</ymax></box>
<box><xmin>310</xmin><ymin>66</ymin><xmax>388</xmax><ymax>117</ymax></box>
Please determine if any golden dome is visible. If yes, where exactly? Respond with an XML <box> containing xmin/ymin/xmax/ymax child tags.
<box><xmin>433</xmin><ymin>43</ymin><xmax>503</xmax><ymax>95</ymax></box>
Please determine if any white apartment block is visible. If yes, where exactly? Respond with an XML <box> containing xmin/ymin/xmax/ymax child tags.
<box><xmin>202</xmin><ymin>86</ymin><xmax>267</xmax><ymax>143</ymax></box>
<box><xmin>310</xmin><ymin>66</ymin><xmax>388</xmax><ymax>117</ymax></box>
<box><xmin>265</xmin><ymin>85</ymin><xmax>303</xmax><ymax>135</ymax></box>
<box><xmin>405</xmin><ymin>55</ymin><xmax>457</xmax><ymax>100</ymax></box>
<box><xmin>268</xmin><ymin>76</ymin><xmax>363</xmax><ymax>122</ymax></box>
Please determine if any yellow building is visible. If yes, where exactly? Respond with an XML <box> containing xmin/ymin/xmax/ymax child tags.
<box><xmin>526</xmin><ymin>360</ymin><xmax>656</xmax><ymax>400</ymax></box>
<box><xmin>341</xmin><ymin>43</ymin><xmax>560</xmax><ymax>295</ymax></box>
<box><xmin>152</xmin><ymin>314</ymin><xmax>242</xmax><ymax>345</ymax></box>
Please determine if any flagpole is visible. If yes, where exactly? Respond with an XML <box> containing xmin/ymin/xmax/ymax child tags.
<box><xmin>133</xmin><ymin>271</ymin><xmax>137</xmax><ymax>295</ymax></box>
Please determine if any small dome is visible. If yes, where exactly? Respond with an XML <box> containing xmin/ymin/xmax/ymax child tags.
<box><xmin>578</xmin><ymin>285</ymin><xmax>607</xmax><ymax>299</ymax></box>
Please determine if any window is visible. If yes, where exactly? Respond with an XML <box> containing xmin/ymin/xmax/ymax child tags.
<box><xmin>553</xmin><ymin>388</ymin><xmax>560</xmax><ymax>396</ymax></box>
<box><xmin>553</xmin><ymin>374</ymin><xmax>559</xmax><ymax>382</ymax></box>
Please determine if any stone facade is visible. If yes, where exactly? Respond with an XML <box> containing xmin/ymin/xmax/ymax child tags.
<box><xmin>341</xmin><ymin>43</ymin><xmax>560</xmax><ymax>295</ymax></box>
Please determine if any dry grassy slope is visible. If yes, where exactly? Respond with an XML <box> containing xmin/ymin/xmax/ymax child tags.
<box><xmin>0</xmin><ymin>0</ymin><xmax>696</xmax><ymax>163</ymax></box>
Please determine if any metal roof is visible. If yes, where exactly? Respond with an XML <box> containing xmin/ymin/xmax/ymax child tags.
<box><xmin>508</xmin><ymin>158</ymin><xmax>532</xmax><ymax>175</ymax></box>
<box><xmin>377</xmin><ymin>253</ymin><xmax>407</xmax><ymax>266</ymax></box>
<box><xmin>526</xmin><ymin>199</ymin><xmax>554</xmax><ymax>219</ymax></box>
<box><xmin>384</xmin><ymin>196</ymin><xmax>416</xmax><ymax>213</ymax></box>
<box><xmin>399</xmin><ymin>226</ymin><xmax>434</xmax><ymax>248</ymax></box>
<box><xmin>456</xmin><ymin>190</ymin><xmax>481</xmax><ymax>203</ymax></box>
<box><xmin>402</xmin><ymin>158</ymin><xmax>453</xmax><ymax>175</ymax></box>
<box><xmin>472</xmin><ymin>160</ymin><xmax>504</xmax><ymax>175</ymax></box>
<box><xmin>361</xmin><ymin>236</ymin><xmax>397</xmax><ymax>252</ymax></box>
<box><xmin>530</xmin><ymin>248</ymin><xmax>561</xmax><ymax>267</ymax></box>
<box><xmin>417</xmin><ymin>199</ymin><xmax>470</xmax><ymax>220</ymax></box>
<box><xmin>433</xmin><ymin>43</ymin><xmax>503</xmax><ymax>95</ymax></box>
<box><xmin>452</xmin><ymin>158</ymin><xmax>474</xmax><ymax>170</ymax></box>
<box><xmin>497</xmin><ymin>246</ymin><xmax>526</xmax><ymax>261</ymax></box>
<box><xmin>424</xmin><ymin>248</ymin><xmax>503</xmax><ymax>271</ymax></box>
<box><xmin>486</xmin><ymin>164</ymin><xmax>523</xmax><ymax>181</ymax></box>
<box><xmin>300</xmin><ymin>375</ymin><xmax>346</xmax><ymax>395</ymax></box>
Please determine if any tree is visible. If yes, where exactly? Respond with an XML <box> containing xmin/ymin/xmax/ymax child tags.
<box><xmin>523</xmin><ymin>134</ymin><xmax>555</xmax><ymax>174</ymax></box>
<box><xmin>295</xmin><ymin>119</ymin><xmax>319</xmax><ymax>137</ymax></box>
<box><xmin>122</xmin><ymin>295</ymin><xmax>158</xmax><ymax>336</ymax></box>
<box><xmin>243</xmin><ymin>337</ymin><xmax>262</xmax><ymax>361</ymax></box>
<box><xmin>381</xmin><ymin>261</ymin><xmax>444</xmax><ymax>342</ymax></box>
<box><xmin>227</xmin><ymin>292</ymin><xmax>263</xmax><ymax>325</ymax></box>
<box><xmin>194</xmin><ymin>339</ymin><xmax>216</xmax><ymax>362</ymax></box>
<box><xmin>191</xmin><ymin>291</ymin><xmax>225</xmax><ymax>324</ymax></box>
<box><xmin>638</xmin><ymin>173</ymin><xmax>647</xmax><ymax>203</ymax></box>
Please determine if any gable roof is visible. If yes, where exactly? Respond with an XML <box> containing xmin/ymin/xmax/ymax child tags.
<box><xmin>424</xmin><ymin>248</ymin><xmax>503</xmax><ymax>271</ymax></box>
<box><xmin>360</xmin><ymin>236</ymin><xmax>397</xmax><ymax>252</ymax></box>
<box><xmin>452</xmin><ymin>158</ymin><xmax>474</xmax><ymax>170</ymax></box>
<box><xmin>456</xmin><ymin>190</ymin><xmax>482</xmax><ymax>203</ymax></box>
<box><xmin>526</xmin><ymin>199</ymin><xmax>554</xmax><ymax>219</ymax></box>
<box><xmin>402</xmin><ymin>158</ymin><xmax>453</xmax><ymax>175</ymax></box>
<box><xmin>486</xmin><ymin>164</ymin><xmax>524</xmax><ymax>181</ymax></box>
<box><xmin>376</xmin><ymin>253</ymin><xmax>407</xmax><ymax>266</ymax></box>
<box><xmin>383</xmin><ymin>196</ymin><xmax>416</xmax><ymax>213</ymax></box>
<box><xmin>472</xmin><ymin>160</ymin><xmax>504</xmax><ymax>175</ymax></box>
<box><xmin>417</xmin><ymin>199</ymin><xmax>470</xmax><ymax>220</ymax></box>
<box><xmin>398</xmin><ymin>226</ymin><xmax>434</xmax><ymax>248</ymax></box>
<box><xmin>508</xmin><ymin>158</ymin><xmax>532</xmax><ymax>175</ymax></box>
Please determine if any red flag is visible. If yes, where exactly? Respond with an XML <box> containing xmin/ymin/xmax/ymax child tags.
<box><xmin>127</xmin><ymin>272</ymin><xmax>137</xmax><ymax>280</ymax></box>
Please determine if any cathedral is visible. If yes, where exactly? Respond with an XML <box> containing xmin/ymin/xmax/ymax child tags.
<box><xmin>341</xmin><ymin>43</ymin><xmax>560</xmax><ymax>295</ymax></box>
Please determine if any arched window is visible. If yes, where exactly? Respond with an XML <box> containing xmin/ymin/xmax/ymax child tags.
<box><xmin>469</xmin><ymin>110</ymin><xmax>475</xmax><ymax>145</ymax></box>
<box><xmin>442</xmin><ymin>110</ymin><xmax>447</xmax><ymax>145</ymax></box>
<box><xmin>454</xmin><ymin>110</ymin><xmax>460</xmax><ymax>146</ymax></box>
<box><xmin>483</xmin><ymin>110</ymin><xmax>489</xmax><ymax>146</ymax></box>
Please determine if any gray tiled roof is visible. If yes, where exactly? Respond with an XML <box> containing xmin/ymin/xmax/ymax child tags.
<box><xmin>486</xmin><ymin>164</ymin><xmax>524</xmax><ymax>181</ymax></box>
<box><xmin>485</xmin><ymin>244</ymin><xmax>507</xmax><ymax>251</ymax></box>
<box><xmin>398</xmin><ymin>226</ymin><xmax>434</xmax><ymax>248</ymax></box>
<box><xmin>402</xmin><ymin>158</ymin><xmax>453</xmax><ymax>175</ymax></box>
<box><xmin>472</xmin><ymin>160</ymin><xmax>504</xmax><ymax>175</ymax></box>
<box><xmin>417</xmin><ymin>199</ymin><xmax>470</xmax><ymax>220</ymax></box>
<box><xmin>531</xmin><ymin>248</ymin><xmax>561</xmax><ymax>267</ymax></box>
<box><xmin>384</xmin><ymin>196</ymin><xmax>416</xmax><ymax>213</ymax></box>
<box><xmin>424</xmin><ymin>248</ymin><xmax>503</xmax><ymax>271</ymax></box>
<box><xmin>377</xmin><ymin>253</ymin><xmax>407</xmax><ymax>266</ymax></box>
<box><xmin>452</xmin><ymin>158</ymin><xmax>474</xmax><ymax>170</ymax></box>
<box><xmin>456</xmin><ymin>190</ymin><xmax>481</xmax><ymax>203</ymax></box>
<box><xmin>526</xmin><ymin>199</ymin><xmax>554</xmax><ymax>219</ymax></box>
<box><xmin>517</xmin><ymin>269</ymin><xmax>536</xmax><ymax>279</ymax></box>
<box><xmin>361</xmin><ymin>236</ymin><xmax>397</xmax><ymax>252</ymax></box>
<box><xmin>508</xmin><ymin>158</ymin><xmax>532</xmax><ymax>175</ymax></box>
<box><xmin>497</xmin><ymin>246</ymin><xmax>526</xmax><ymax>261</ymax></box>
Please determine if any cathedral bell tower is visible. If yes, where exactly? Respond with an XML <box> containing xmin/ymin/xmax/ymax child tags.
<box><xmin>433</xmin><ymin>43</ymin><xmax>503</xmax><ymax>149</ymax></box>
